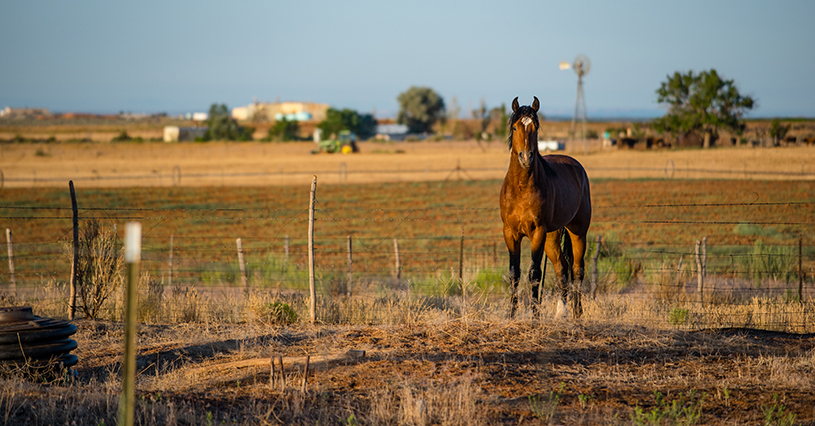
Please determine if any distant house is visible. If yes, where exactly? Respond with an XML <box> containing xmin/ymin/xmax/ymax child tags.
<box><xmin>164</xmin><ymin>126</ymin><xmax>208</xmax><ymax>142</ymax></box>
<box><xmin>375</xmin><ymin>124</ymin><xmax>409</xmax><ymax>141</ymax></box>
<box><xmin>232</xmin><ymin>101</ymin><xmax>329</xmax><ymax>122</ymax></box>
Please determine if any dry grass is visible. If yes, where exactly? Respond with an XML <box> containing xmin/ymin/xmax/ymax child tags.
<box><xmin>2</xmin><ymin>282</ymin><xmax>814</xmax><ymax>424</ymax></box>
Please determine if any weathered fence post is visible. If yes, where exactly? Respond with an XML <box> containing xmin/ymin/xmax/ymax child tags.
<box><xmin>308</xmin><ymin>176</ymin><xmax>317</xmax><ymax>324</ymax></box>
<box><xmin>458</xmin><ymin>227</ymin><xmax>465</xmax><ymax>293</ymax></box>
<box><xmin>393</xmin><ymin>238</ymin><xmax>401</xmax><ymax>284</ymax></box>
<box><xmin>301</xmin><ymin>356</ymin><xmax>310</xmax><ymax>393</ymax></box>
<box><xmin>69</xmin><ymin>181</ymin><xmax>79</xmax><ymax>320</ymax></box>
<box><xmin>168</xmin><ymin>234</ymin><xmax>174</xmax><ymax>288</ymax></box>
<box><xmin>237</xmin><ymin>238</ymin><xmax>248</xmax><ymax>294</ymax></box>
<box><xmin>675</xmin><ymin>255</ymin><xmax>684</xmax><ymax>297</ymax></box>
<box><xmin>695</xmin><ymin>240</ymin><xmax>704</xmax><ymax>304</ymax></box>
<box><xmin>5</xmin><ymin>229</ymin><xmax>15</xmax><ymax>293</ymax></box>
<box><xmin>346</xmin><ymin>235</ymin><xmax>353</xmax><ymax>297</ymax></box>
<box><xmin>799</xmin><ymin>233</ymin><xmax>804</xmax><ymax>302</ymax></box>
<box><xmin>119</xmin><ymin>222</ymin><xmax>141</xmax><ymax>426</ymax></box>
<box><xmin>590</xmin><ymin>235</ymin><xmax>601</xmax><ymax>299</ymax></box>
<box><xmin>702</xmin><ymin>236</ymin><xmax>708</xmax><ymax>292</ymax></box>
<box><xmin>284</xmin><ymin>235</ymin><xmax>290</xmax><ymax>265</ymax></box>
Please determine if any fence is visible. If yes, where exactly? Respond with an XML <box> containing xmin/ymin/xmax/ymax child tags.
<box><xmin>1</xmin><ymin>182</ymin><xmax>814</xmax><ymax>333</ymax></box>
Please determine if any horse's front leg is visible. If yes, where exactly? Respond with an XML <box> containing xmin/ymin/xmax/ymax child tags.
<box><xmin>503</xmin><ymin>228</ymin><xmax>522</xmax><ymax>318</ymax></box>
<box><xmin>528</xmin><ymin>228</ymin><xmax>547</xmax><ymax>314</ymax></box>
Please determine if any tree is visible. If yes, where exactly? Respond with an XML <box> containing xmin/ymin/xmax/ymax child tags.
<box><xmin>397</xmin><ymin>86</ymin><xmax>445</xmax><ymax>134</ymax></box>
<box><xmin>205</xmin><ymin>103</ymin><xmax>253</xmax><ymax>141</ymax></box>
<box><xmin>265</xmin><ymin>118</ymin><xmax>300</xmax><ymax>142</ymax></box>
<box><xmin>768</xmin><ymin>118</ymin><xmax>790</xmax><ymax>147</ymax></box>
<box><xmin>653</xmin><ymin>69</ymin><xmax>755</xmax><ymax>148</ymax></box>
<box><xmin>317</xmin><ymin>108</ymin><xmax>376</xmax><ymax>140</ymax></box>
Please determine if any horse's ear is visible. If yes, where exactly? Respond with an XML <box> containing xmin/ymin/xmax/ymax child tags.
<box><xmin>511</xmin><ymin>97</ymin><xmax>519</xmax><ymax>112</ymax></box>
<box><xmin>532</xmin><ymin>97</ymin><xmax>540</xmax><ymax>112</ymax></box>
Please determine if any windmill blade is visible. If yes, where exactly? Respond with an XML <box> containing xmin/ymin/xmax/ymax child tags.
<box><xmin>559</xmin><ymin>61</ymin><xmax>572</xmax><ymax>70</ymax></box>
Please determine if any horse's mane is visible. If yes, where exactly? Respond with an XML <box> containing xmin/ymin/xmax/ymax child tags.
<box><xmin>506</xmin><ymin>105</ymin><xmax>555</xmax><ymax>177</ymax></box>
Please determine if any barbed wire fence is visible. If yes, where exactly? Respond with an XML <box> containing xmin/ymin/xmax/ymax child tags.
<box><xmin>1</xmin><ymin>184</ymin><xmax>814</xmax><ymax>333</ymax></box>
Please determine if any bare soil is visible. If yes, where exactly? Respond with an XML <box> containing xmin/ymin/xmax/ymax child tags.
<box><xmin>6</xmin><ymin>319</ymin><xmax>810</xmax><ymax>425</ymax></box>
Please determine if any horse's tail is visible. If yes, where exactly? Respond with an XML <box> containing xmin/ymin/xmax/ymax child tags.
<box><xmin>560</xmin><ymin>228</ymin><xmax>574</xmax><ymax>283</ymax></box>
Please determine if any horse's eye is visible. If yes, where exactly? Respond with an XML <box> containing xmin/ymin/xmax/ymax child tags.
<box><xmin>512</xmin><ymin>126</ymin><xmax>516</xmax><ymax>131</ymax></box>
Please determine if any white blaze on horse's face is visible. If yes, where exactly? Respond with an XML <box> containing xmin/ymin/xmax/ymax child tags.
<box><xmin>514</xmin><ymin>115</ymin><xmax>536</xmax><ymax>169</ymax></box>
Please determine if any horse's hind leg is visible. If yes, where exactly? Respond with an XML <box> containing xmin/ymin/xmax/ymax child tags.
<box><xmin>544</xmin><ymin>230</ymin><xmax>569</xmax><ymax>318</ymax></box>
<box><xmin>566</xmin><ymin>228</ymin><xmax>587</xmax><ymax>318</ymax></box>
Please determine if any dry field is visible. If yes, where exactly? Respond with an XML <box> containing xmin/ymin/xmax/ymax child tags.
<box><xmin>1</xmin><ymin>140</ymin><xmax>814</xmax><ymax>188</ymax></box>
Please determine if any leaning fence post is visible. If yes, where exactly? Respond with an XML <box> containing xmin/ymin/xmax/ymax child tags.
<box><xmin>119</xmin><ymin>222</ymin><xmax>141</xmax><ymax>426</ymax></box>
<box><xmin>590</xmin><ymin>235</ymin><xmax>601</xmax><ymax>299</ymax></box>
<box><xmin>5</xmin><ymin>229</ymin><xmax>15</xmax><ymax>293</ymax></box>
<box><xmin>69</xmin><ymin>181</ymin><xmax>79</xmax><ymax>320</ymax></box>
<box><xmin>237</xmin><ymin>238</ymin><xmax>248</xmax><ymax>294</ymax></box>
<box><xmin>308</xmin><ymin>176</ymin><xmax>317</xmax><ymax>324</ymax></box>
<box><xmin>695</xmin><ymin>240</ymin><xmax>704</xmax><ymax>305</ymax></box>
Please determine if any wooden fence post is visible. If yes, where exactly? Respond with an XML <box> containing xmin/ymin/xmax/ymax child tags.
<box><xmin>458</xmin><ymin>227</ymin><xmax>464</xmax><ymax>290</ymax></box>
<box><xmin>5</xmin><ymin>229</ymin><xmax>15</xmax><ymax>293</ymax></box>
<box><xmin>346</xmin><ymin>235</ymin><xmax>352</xmax><ymax>297</ymax></box>
<box><xmin>237</xmin><ymin>238</ymin><xmax>248</xmax><ymax>294</ymax></box>
<box><xmin>590</xmin><ymin>235</ymin><xmax>601</xmax><ymax>299</ymax></box>
<box><xmin>492</xmin><ymin>241</ymin><xmax>497</xmax><ymax>268</ymax></box>
<box><xmin>393</xmin><ymin>238</ymin><xmax>401</xmax><ymax>284</ymax></box>
<box><xmin>702</xmin><ymin>236</ymin><xmax>708</xmax><ymax>292</ymax></box>
<box><xmin>119</xmin><ymin>222</ymin><xmax>141</xmax><ymax>426</ymax></box>
<box><xmin>799</xmin><ymin>233</ymin><xmax>804</xmax><ymax>302</ymax></box>
<box><xmin>284</xmin><ymin>235</ymin><xmax>289</xmax><ymax>265</ymax></box>
<box><xmin>308</xmin><ymin>176</ymin><xmax>317</xmax><ymax>324</ymax></box>
<box><xmin>301</xmin><ymin>356</ymin><xmax>310</xmax><ymax>393</ymax></box>
<box><xmin>168</xmin><ymin>234</ymin><xmax>174</xmax><ymax>288</ymax></box>
<box><xmin>69</xmin><ymin>181</ymin><xmax>79</xmax><ymax>320</ymax></box>
<box><xmin>695</xmin><ymin>240</ymin><xmax>703</xmax><ymax>305</ymax></box>
<box><xmin>675</xmin><ymin>255</ymin><xmax>684</xmax><ymax>296</ymax></box>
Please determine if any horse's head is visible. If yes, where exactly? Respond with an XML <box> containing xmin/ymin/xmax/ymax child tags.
<box><xmin>507</xmin><ymin>97</ymin><xmax>540</xmax><ymax>169</ymax></box>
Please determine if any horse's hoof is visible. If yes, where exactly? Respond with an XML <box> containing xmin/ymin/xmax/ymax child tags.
<box><xmin>555</xmin><ymin>299</ymin><xmax>569</xmax><ymax>319</ymax></box>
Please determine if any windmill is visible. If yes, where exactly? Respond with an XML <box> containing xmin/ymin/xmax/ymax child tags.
<box><xmin>559</xmin><ymin>54</ymin><xmax>591</xmax><ymax>140</ymax></box>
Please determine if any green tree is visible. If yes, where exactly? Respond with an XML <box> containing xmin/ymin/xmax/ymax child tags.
<box><xmin>768</xmin><ymin>118</ymin><xmax>790</xmax><ymax>146</ymax></box>
<box><xmin>317</xmin><ymin>108</ymin><xmax>376</xmax><ymax>140</ymax></box>
<box><xmin>205</xmin><ymin>103</ymin><xmax>253</xmax><ymax>141</ymax></box>
<box><xmin>397</xmin><ymin>86</ymin><xmax>445</xmax><ymax>134</ymax></box>
<box><xmin>653</xmin><ymin>69</ymin><xmax>755</xmax><ymax>148</ymax></box>
<box><xmin>265</xmin><ymin>118</ymin><xmax>300</xmax><ymax>142</ymax></box>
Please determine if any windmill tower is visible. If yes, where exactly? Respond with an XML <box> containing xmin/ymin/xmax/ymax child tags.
<box><xmin>560</xmin><ymin>54</ymin><xmax>591</xmax><ymax>140</ymax></box>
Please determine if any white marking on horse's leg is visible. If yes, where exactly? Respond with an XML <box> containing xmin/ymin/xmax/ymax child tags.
<box><xmin>555</xmin><ymin>299</ymin><xmax>569</xmax><ymax>319</ymax></box>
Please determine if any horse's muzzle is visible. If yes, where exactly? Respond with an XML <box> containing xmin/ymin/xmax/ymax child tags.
<box><xmin>518</xmin><ymin>151</ymin><xmax>532</xmax><ymax>168</ymax></box>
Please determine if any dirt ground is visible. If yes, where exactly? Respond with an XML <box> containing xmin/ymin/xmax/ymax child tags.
<box><xmin>1</xmin><ymin>141</ymin><xmax>814</xmax><ymax>188</ymax></box>
<box><xmin>8</xmin><ymin>318</ymin><xmax>806</xmax><ymax>425</ymax></box>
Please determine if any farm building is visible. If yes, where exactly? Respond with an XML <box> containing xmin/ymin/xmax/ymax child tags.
<box><xmin>231</xmin><ymin>101</ymin><xmax>329</xmax><ymax>122</ymax></box>
<box><xmin>163</xmin><ymin>126</ymin><xmax>208</xmax><ymax>142</ymax></box>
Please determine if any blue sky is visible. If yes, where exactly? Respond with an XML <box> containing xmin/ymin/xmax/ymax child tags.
<box><xmin>1</xmin><ymin>1</ymin><xmax>813</xmax><ymax>118</ymax></box>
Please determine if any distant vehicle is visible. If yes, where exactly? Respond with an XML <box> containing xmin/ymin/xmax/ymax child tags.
<box><xmin>312</xmin><ymin>130</ymin><xmax>359</xmax><ymax>154</ymax></box>
<box><xmin>538</xmin><ymin>140</ymin><xmax>565</xmax><ymax>152</ymax></box>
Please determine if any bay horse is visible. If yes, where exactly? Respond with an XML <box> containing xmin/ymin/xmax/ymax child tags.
<box><xmin>499</xmin><ymin>97</ymin><xmax>592</xmax><ymax>319</ymax></box>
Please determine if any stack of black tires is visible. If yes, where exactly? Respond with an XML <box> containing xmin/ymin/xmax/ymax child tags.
<box><xmin>0</xmin><ymin>307</ymin><xmax>78</xmax><ymax>372</ymax></box>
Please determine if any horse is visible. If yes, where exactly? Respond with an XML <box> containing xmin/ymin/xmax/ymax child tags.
<box><xmin>499</xmin><ymin>97</ymin><xmax>592</xmax><ymax>319</ymax></box>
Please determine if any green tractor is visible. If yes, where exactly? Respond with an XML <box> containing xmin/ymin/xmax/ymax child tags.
<box><xmin>312</xmin><ymin>130</ymin><xmax>359</xmax><ymax>154</ymax></box>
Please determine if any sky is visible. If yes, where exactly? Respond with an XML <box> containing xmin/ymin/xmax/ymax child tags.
<box><xmin>1</xmin><ymin>1</ymin><xmax>813</xmax><ymax>119</ymax></box>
